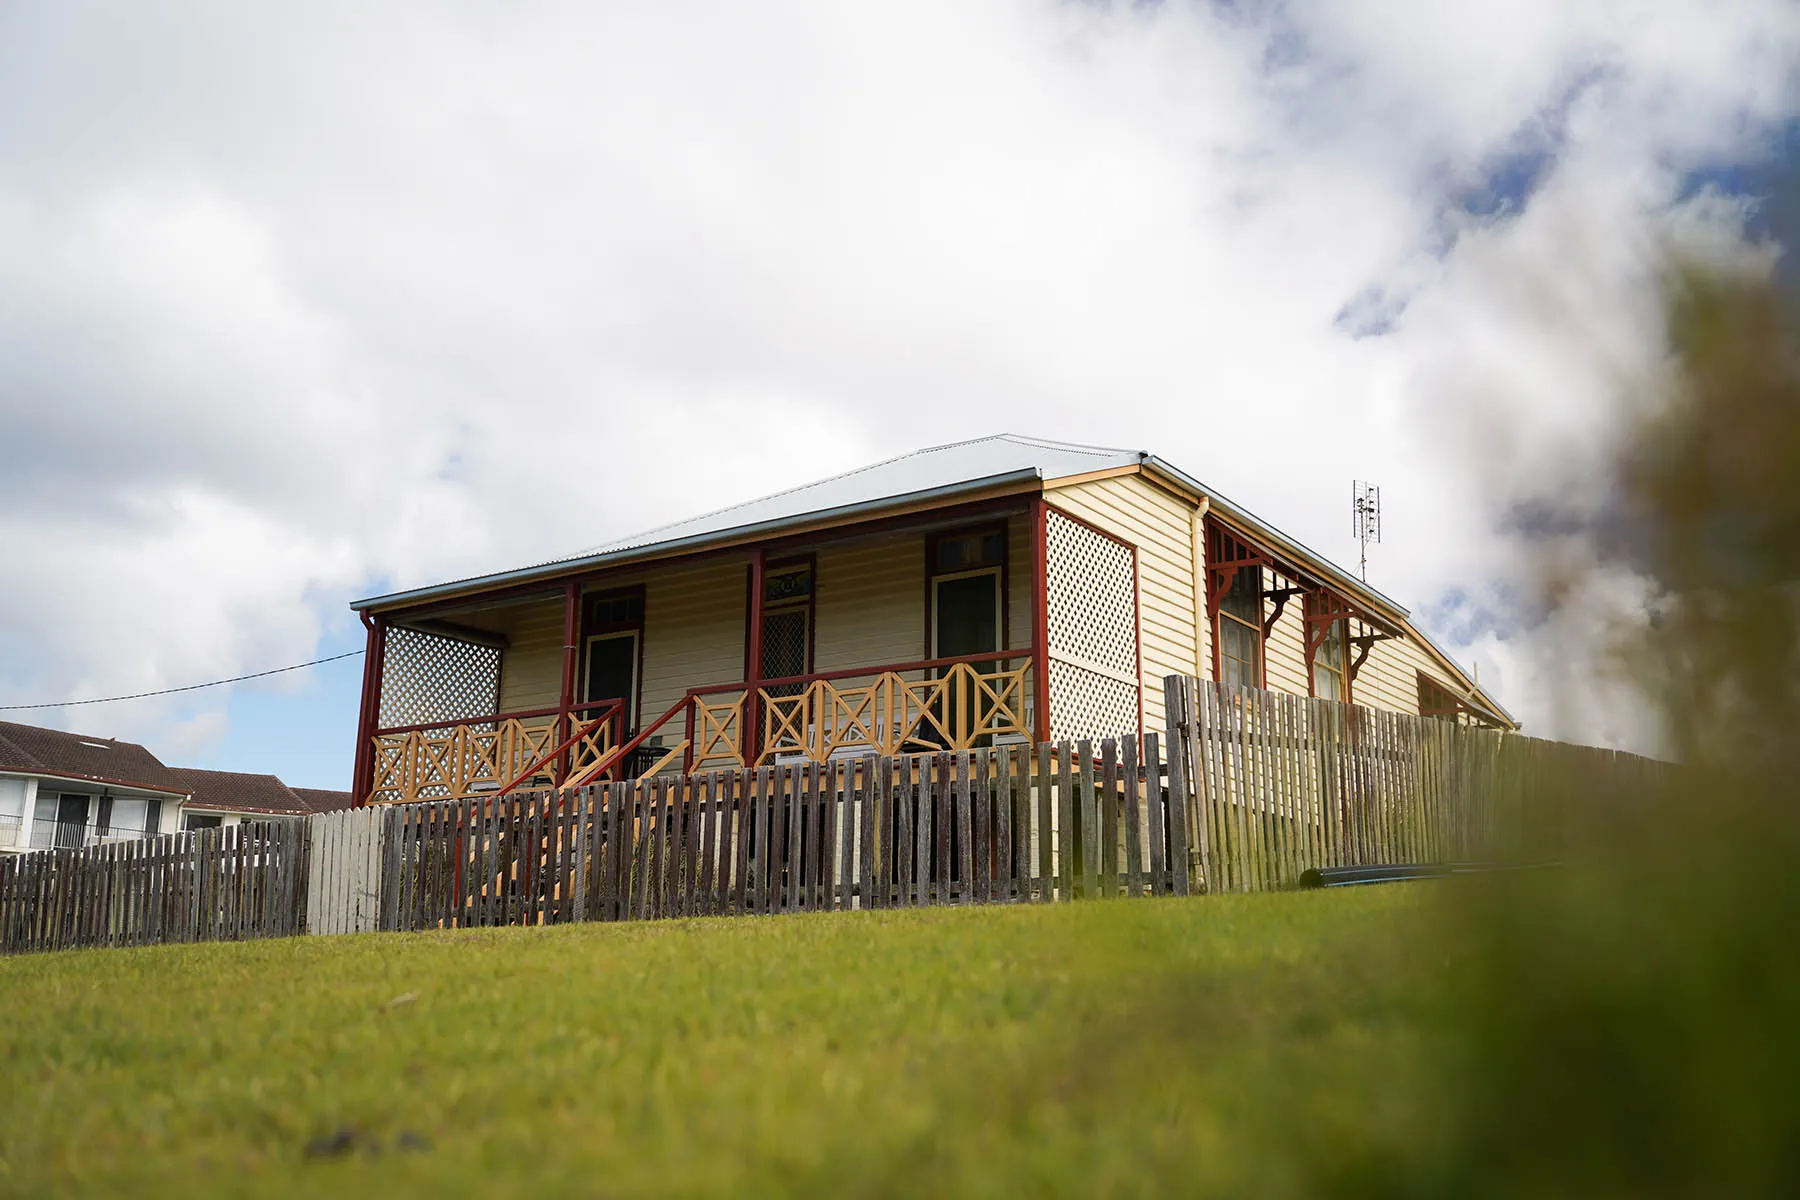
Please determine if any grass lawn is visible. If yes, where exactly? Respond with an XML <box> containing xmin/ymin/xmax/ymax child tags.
<box><xmin>0</xmin><ymin>889</ymin><xmax>1447</xmax><ymax>1197</ymax></box>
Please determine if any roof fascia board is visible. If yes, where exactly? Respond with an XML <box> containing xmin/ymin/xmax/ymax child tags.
<box><xmin>1040</xmin><ymin>463</ymin><xmax>1144</xmax><ymax>489</ymax></box>
<box><xmin>0</xmin><ymin>768</ymin><xmax>189</xmax><ymax>798</ymax></box>
<box><xmin>355</xmin><ymin>468</ymin><xmax>1045</xmax><ymax>615</ymax></box>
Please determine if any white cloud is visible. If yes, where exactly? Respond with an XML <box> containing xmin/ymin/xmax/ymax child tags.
<box><xmin>1</xmin><ymin>0</ymin><xmax>1796</xmax><ymax>759</ymax></box>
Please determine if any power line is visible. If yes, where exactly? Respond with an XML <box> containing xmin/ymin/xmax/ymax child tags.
<box><xmin>0</xmin><ymin>650</ymin><xmax>364</xmax><ymax>712</ymax></box>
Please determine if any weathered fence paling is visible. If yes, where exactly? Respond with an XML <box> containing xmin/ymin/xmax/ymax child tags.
<box><xmin>350</xmin><ymin>734</ymin><xmax>1183</xmax><ymax>934</ymax></box>
<box><xmin>0</xmin><ymin>820</ymin><xmax>308</xmax><ymax>954</ymax></box>
<box><xmin>13</xmin><ymin>676</ymin><xmax>1663</xmax><ymax>954</ymax></box>
<box><xmin>1160</xmin><ymin>676</ymin><xmax>1663</xmax><ymax>893</ymax></box>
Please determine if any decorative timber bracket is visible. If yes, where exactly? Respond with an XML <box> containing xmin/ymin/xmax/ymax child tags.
<box><xmin>1303</xmin><ymin>591</ymin><xmax>1359</xmax><ymax>666</ymax></box>
<box><xmin>1260</xmin><ymin>586</ymin><xmax>1307</xmax><ymax>638</ymax></box>
<box><xmin>1348</xmin><ymin>628</ymin><xmax>1400</xmax><ymax>682</ymax></box>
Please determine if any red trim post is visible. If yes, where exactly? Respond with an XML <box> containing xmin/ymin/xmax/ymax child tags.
<box><xmin>1030</xmin><ymin>497</ymin><xmax>1051</xmax><ymax>745</ymax></box>
<box><xmin>743</xmin><ymin>549</ymin><xmax>767</xmax><ymax>763</ymax></box>
<box><xmin>557</xmin><ymin>580</ymin><xmax>580</xmax><ymax>784</ymax></box>
<box><xmin>351</xmin><ymin>615</ymin><xmax>386</xmax><ymax>806</ymax></box>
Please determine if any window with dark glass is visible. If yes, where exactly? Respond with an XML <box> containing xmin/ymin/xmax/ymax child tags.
<box><xmin>1217</xmin><ymin>564</ymin><xmax>1263</xmax><ymax>690</ymax></box>
<box><xmin>929</xmin><ymin>527</ymin><xmax>1004</xmax><ymax>660</ymax></box>
<box><xmin>583</xmin><ymin>587</ymin><xmax>644</xmax><ymax>728</ymax></box>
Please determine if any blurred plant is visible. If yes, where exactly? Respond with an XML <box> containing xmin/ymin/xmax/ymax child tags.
<box><xmin>1400</xmin><ymin>259</ymin><xmax>1800</xmax><ymax>1197</ymax></box>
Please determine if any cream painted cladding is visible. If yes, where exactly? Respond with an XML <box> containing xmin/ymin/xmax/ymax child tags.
<box><xmin>481</xmin><ymin>511</ymin><xmax>1036</xmax><ymax>731</ymax></box>
<box><xmin>1045</xmin><ymin>471</ymin><xmax>1475</xmax><ymax>725</ymax></box>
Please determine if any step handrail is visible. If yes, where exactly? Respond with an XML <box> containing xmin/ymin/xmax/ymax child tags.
<box><xmin>492</xmin><ymin>700</ymin><xmax>623</xmax><ymax>798</ymax></box>
<box><xmin>558</xmin><ymin>694</ymin><xmax>695</xmax><ymax>792</ymax></box>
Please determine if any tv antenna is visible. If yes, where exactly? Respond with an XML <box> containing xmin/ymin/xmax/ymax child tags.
<box><xmin>1353</xmin><ymin>481</ymin><xmax>1381</xmax><ymax>582</ymax></box>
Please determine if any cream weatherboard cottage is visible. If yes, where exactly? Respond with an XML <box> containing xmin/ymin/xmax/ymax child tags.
<box><xmin>347</xmin><ymin>436</ymin><xmax>1511</xmax><ymax>806</ymax></box>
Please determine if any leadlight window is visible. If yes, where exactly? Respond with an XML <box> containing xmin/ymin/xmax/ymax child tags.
<box><xmin>1312</xmin><ymin>618</ymin><xmax>1348</xmax><ymax>702</ymax></box>
<box><xmin>1218</xmin><ymin>564</ymin><xmax>1263</xmax><ymax>690</ymax></box>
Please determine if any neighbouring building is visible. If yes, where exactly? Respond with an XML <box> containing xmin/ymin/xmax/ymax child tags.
<box><xmin>0</xmin><ymin>720</ymin><xmax>351</xmax><ymax>854</ymax></box>
<box><xmin>348</xmin><ymin>434</ymin><xmax>1514</xmax><ymax>806</ymax></box>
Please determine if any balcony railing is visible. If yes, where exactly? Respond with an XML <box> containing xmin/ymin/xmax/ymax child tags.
<box><xmin>362</xmin><ymin>654</ymin><xmax>1036</xmax><ymax>803</ymax></box>
<box><xmin>367</xmin><ymin>700</ymin><xmax>623</xmax><ymax>805</ymax></box>
<box><xmin>687</xmin><ymin>651</ymin><xmax>1033</xmax><ymax>771</ymax></box>
<box><xmin>559</xmin><ymin>652</ymin><xmax>1035</xmax><ymax>787</ymax></box>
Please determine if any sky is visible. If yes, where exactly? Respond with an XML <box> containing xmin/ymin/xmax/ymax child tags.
<box><xmin>2</xmin><ymin>0</ymin><xmax>1797</xmax><ymax>787</ymax></box>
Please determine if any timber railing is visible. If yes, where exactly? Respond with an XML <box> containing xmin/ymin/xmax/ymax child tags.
<box><xmin>673</xmin><ymin>650</ymin><xmax>1035</xmax><ymax>774</ymax></box>
<box><xmin>367</xmin><ymin>699</ymin><xmax>624</xmax><ymax>805</ymax></box>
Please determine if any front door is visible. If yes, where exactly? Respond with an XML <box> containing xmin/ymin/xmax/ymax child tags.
<box><xmin>931</xmin><ymin>570</ymin><xmax>1001</xmax><ymax>660</ymax></box>
<box><xmin>54</xmin><ymin>793</ymin><xmax>89</xmax><ymax>849</ymax></box>
<box><xmin>584</xmin><ymin>630</ymin><xmax>640</xmax><ymax>730</ymax></box>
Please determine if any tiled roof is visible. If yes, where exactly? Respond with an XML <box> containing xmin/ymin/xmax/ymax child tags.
<box><xmin>292</xmin><ymin>787</ymin><xmax>354</xmax><ymax>814</ymax></box>
<box><xmin>0</xmin><ymin>720</ymin><xmax>185</xmax><ymax>794</ymax></box>
<box><xmin>0</xmin><ymin>719</ymin><xmax>354</xmax><ymax>813</ymax></box>
<box><xmin>161</xmin><ymin>768</ymin><xmax>313</xmax><ymax>816</ymax></box>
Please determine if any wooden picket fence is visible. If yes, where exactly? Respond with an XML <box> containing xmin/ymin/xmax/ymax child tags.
<box><xmin>1</xmin><ymin>679</ymin><xmax>1675</xmax><ymax>954</ymax></box>
<box><xmin>0</xmin><ymin>821</ymin><xmax>309</xmax><ymax>954</ymax></box>
<box><xmin>371</xmin><ymin>734</ymin><xmax>1186</xmax><ymax>931</ymax></box>
<box><xmin>1164</xmin><ymin>677</ymin><xmax>1665</xmax><ymax>892</ymax></box>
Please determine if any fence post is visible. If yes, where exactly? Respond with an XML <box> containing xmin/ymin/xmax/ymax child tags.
<box><xmin>1163</xmin><ymin>675</ymin><xmax>1201</xmax><ymax>895</ymax></box>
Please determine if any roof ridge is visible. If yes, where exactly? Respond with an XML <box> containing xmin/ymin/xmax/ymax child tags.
<box><xmin>561</xmin><ymin>433</ymin><xmax>1023</xmax><ymax>561</ymax></box>
<box><xmin>996</xmin><ymin>432</ymin><xmax>1141</xmax><ymax>458</ymax></box>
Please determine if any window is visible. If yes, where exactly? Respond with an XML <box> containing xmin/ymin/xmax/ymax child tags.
<box><xmin>583</xmin><ymin>587</ymin><xmax>645</xmax><ymax>729</ymax></box>
<box><xmin>183</xmin><ymin>813</ymin><xmax>223</xmax><ymax>831</ymax></box>
<box><xmin>928</xmin><ymin>526</ymin><xmax>1005</xmax><ymax>660</ymax></box>
<box><xmin>1308</xmin><ymin>594</ymin><xmax>1349</xmax><ymax>702</ymax></box>
<box><xmin>759</xmin><ymin>560</ymin><xmax>814</xmax><ymax>688</ymax></box>
<box><xmin>1217</xmin><ymin>563</ymin><xmax>1263</xmax><ymax>690</ymax></box>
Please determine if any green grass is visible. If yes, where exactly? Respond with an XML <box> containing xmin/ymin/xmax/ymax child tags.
<box><xmin>0</xmin><ymin>890</ymin><xmax>1445</xmax><ymax>1197</ymax></box>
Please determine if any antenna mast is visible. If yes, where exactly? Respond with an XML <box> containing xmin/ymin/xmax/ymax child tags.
<box><xmin>1353</xmin><ymin>481</ymin><xmax>1382</xmax><ymax>582</ymax></box>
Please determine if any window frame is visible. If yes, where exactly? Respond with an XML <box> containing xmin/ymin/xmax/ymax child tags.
<box><xmin>924</xmin><ymin>523</ymin><xmax>1010</xmax><ymax>662</ymax></box>
<box><xmin>580</xmin><ymin>585</ymin><xmax>646</xmax><ymax>733</ymax></box>
<box><xmin>1206</xmin><ymin>519</ymin><xmax>1269</xmax><ymax>690</ymax></box>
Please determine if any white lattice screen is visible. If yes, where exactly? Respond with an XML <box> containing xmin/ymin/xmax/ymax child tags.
<box><xmin>377</xmin><ymin>624</ymin><xmax>504</xmax><ymax>730</ymax></box>
<box><xmin>1044</xmin><ymin>508</ymin><xmax>1140</xmax><ymax>741</ymax></box>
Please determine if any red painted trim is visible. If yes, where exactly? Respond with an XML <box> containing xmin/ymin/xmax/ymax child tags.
<box><xmin>1132</xmin><ymin>540</ymin><xmax>1144</xmax><ymax>743</ymax></box>
<box><xmin>1031</xmin><ymin>497</ymin><xmax>1051</xmax><ymax>745</ymax></box>
<box><xmin>350</xmin><ymin>612</ymin><xmax>379</xmax><ymax>806</ymax></box>
<box><xmin>743</xmin><ymin>550</ymin><xmax>766</xmax><ymax>763</ymax></box>
<box><xmin>372</xmin><ymin>698</ymin><xmax>620</xmax><ymax>739</ymax></box>
<box><xmin>687</xmin><ymin>648</ymin><xmax>1030</xmax><ymax>696</ymax></box>
<box><xmin>557</xmin><ymin>580</ymin><xmax>580</xmax><ymax>784</ymax></box>
<box><xmin>352</xmin><ymin>617</ymin><xmax>388</xmax><ymax>806</ymax></box>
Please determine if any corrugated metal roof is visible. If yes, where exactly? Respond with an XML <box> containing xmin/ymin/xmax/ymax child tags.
<box><xmin>565</xmin><ymin>434</ymin><xmax>1138</xmax><ymax>561</ymax></box>
<box><xmin>353</xmin><ymin>435</ymin><xmax>1131</xmax><ymax>610</ymax></box>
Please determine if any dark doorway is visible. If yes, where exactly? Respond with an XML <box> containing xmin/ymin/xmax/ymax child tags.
<box><xmin>54</xmin><ymin>793</ymin><xmax>89</xmax><ymax>849</ymax></box>
<box><xmin>584</xmin><ymin>631</ymin><xmax>640</xmax><ymax>729</ymax></box>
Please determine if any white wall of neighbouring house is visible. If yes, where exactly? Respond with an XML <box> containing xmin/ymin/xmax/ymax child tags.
<box><xmin>0</xmin><ymin>776</ymin><xmax>33</xmax><ymax>852</ymax></box>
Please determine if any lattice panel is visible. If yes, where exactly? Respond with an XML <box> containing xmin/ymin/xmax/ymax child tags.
<box><xmin>378</xmin><ymin>624</ymin><xmax>503</xmax><ymax>730</ymax></box>
<box><xmin>1045</xmin><ymin>508</ymin><xmax>1140</xmax><ymax>741</ymax></box>
<box><xmin>1047</xmin><ymin>660</ymin><xmax>1140</xmax><ymax>744</ymax></box>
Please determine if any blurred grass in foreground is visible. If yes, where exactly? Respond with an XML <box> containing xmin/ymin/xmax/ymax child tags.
<box><xmin>0</xmin><ymin>892</ymin><xmax>1440</xmax><ymax>1198</ymax></box>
